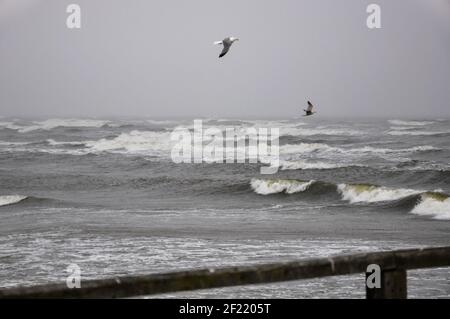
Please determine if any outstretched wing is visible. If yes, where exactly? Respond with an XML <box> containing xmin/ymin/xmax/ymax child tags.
<box><xmin>219</xmin><ymin>40</ymin><xmax>233</xmax><ymax>58</ymax></box>
<box><xmin>306</xmin><ymin>101</ymin><xmax>314</xmax><ymax>112</ymax></box>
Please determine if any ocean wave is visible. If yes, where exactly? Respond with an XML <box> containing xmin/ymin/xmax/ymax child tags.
<box><xmin>279</xmin><ymin>143</ymin><xmax>338</xmax><ymax>154</ymax></box>
<box><xmin>280</xmin><ymin>127</ymin><xmax>361</xmax><ymax>137</ymax></box>
<box><xmin>84</xmin><ymin>130</ymin><xmax>172</xmax><ymax>154</ymax></box>
<box><xmin>389</xmin><ymin>126</ymin><xmax>418</xmax><ymax>131</ymax></box>
<box><xmin>337</xmin><ymin>184</ymin><xmax>422</xmax><ymax>203</ymax></box>
<box><xmin>0</xmin><ymin>195</ymin><xmax>28</xmax><ymax>207</ymax></box>
<box><xmin>411</xmin><ymin>192</ymin><xmax>450</xmax><ymax>220</ymax></box>
<box><xmin>388</xmin><ymin>120</ymin><xmax>435</xmax><ymax>126</ymax></box>
<box><xmin>0</xmin><ymin>121</ymin><xmax>23</xmax><ymax>131</ymax></box>
<box><xmin>251</xmin><ymin>179</ymin><xmax>315</xmax><ymax>195</ymax></box>
<box><xmin>0</xmin><ymin>141</ymin><xmax>32</xmax><ymax>146</ymax></box>
<box><xmin>336</xmin><ymin>185</ymin><xmax>450</xmax><ymax>220</ymax></box>
<box><xmin>279</xmin><ymin>143</ymin><xmax>439</xmax><ymax>156</ymax></box>
<box><xmin>250</xmin><ymin>179</ymin><xmax>450</xmax><ymax>220</ymax></box>
<box><xmin>146</xmin><ymin>119</ymin><xmax>180</xmax><ymax>125</ymax></box>
<box><xmin>387</xmin><ymin>130</ymin><xmax>449</xmax><ymax>136</ymax></box>
<box><xmin>46</xmin><ymin>139</ymin><xmax>86</xmax><ymax>146</ymax></box>
<box><xmin>277</xmin><ymin>160</ymin><xmax>358</xmax><ymax>170</ymax></box>
<box><xmin>1</xmin><ymin>130</ymin><xmax>173</xmax><ymax>156</ymax></box>
<box><xmin>1</xmin><ymin>119</ymin><xmax>111</xmax><ymax>133</ymax></box>
<box><xmin>349</xmin><ymin>145</ymin><xmax>439</xmax><ymax>154</ymax></box>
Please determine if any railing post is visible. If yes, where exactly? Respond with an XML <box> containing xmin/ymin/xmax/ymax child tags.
<box><xmin>366</xmin><ymin>269</ymin><xmax>407</xmax><ymax>299</ymax></box>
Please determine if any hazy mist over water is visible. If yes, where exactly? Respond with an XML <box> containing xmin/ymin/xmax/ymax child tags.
<box><xmin>0</xmin><ymin>0</ymin><xmax>449</xmax><ymax>118</ymax></box>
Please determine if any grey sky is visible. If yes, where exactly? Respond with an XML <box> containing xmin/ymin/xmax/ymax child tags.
<box><xmin>0</xmin><ymin>0</ymin><xmax>449</xmax><ymax>119</ymax></box>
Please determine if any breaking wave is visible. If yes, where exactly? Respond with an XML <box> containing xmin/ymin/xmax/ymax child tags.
<box><xmin>250</xmin><ymin>179</ymin><xmax>450</xmax><ymax>220</ymax></box>
<box><xmin>388</xmin><ymin>120</ymin><xmax>435</xmax><ymax>126</ymax></box>
<box><xmin>84</xmin><ymin>130</ymin><xmax>172</xmax><ymax>155</ymax></box>
<box><xmin>281</xmin><ymin>127</ymin><xmax>361</xmax><ymax>137</ymax></box>
<box><xmin>277</xmin><ymin>160</ymin><xmax>360</xmax><ymax>170</ymax></box>
<box><xmin>278</xmin><ymin>143</ymin><xmax>439</xmax><ymax>156</ymax></box>
<box><xmin>279</xmin><ymin>143</ymin><xmax>337</xmax><ymax>154</ymax></box>
<box><xmin>387</xmin><ymin>130</ymin><xmax>450</xmax><ymax>136</ymax></box>
<box><xmin>337</xmin><ymin>184</ymin><xmax>422</xmax><ymax>203</ymax></box>
<box><xmin>1</xmin><ymin>119</ymin><xmax>111</xmax><ymax>133</ymax></box>
<box><xmin>46</xmin><ymin>139</ymin><xmax>86</xmax><ymax>146</ymax></box>
<box><xmin>411</xmin><ymin>192</ymin><xmax>450</xmax><ymax>220</ymax></box>
<box><xmin>0</xmin><ymin>141</ymin><xmax>32</xmax><ymax>146</ymax></box>
<box><xmin>146</xmin><ymin>119</ymin><xmax>179</xmax><ymax>125</ymax></box>
<box><xmin>0</xmin><ymin>195</ymin><xmax>28</xmax><ymax>207</ymax></box>
<box><xmin>251</xmin><ymin>178</ymin><xmax>315</xmax><ymax>195</ymax></box>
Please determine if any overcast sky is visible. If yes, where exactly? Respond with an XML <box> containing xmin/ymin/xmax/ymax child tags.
<box><xmin>0</xmin><ymin>0</ymin><xmax>449</xmax><ymax>119</ymax></box>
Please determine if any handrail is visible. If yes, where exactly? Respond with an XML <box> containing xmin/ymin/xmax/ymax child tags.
<box><xmin>1</xmin><ymin>246</ymin><xmax>449</xmax><ymax>299</ymax></box>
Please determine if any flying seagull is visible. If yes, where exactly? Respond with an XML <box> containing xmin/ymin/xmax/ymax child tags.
<box><xmin>214</xmin><ymin>37</ymin><xmax>239</xmax><ymax>58</ymax></box>
<box><xmin>303</xmin><ymin>101</ymin><xmax>316</xmax><ymax>116</ymax></box>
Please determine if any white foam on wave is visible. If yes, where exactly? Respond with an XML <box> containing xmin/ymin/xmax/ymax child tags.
<box><xmin>46</xmin><ymin>139</ymin><xmax>86</xmax><ymax>146</ymax></box>
<box><xmin>250</xmin><ymin>177</ymin><xmax>450</xmax><ymax>221</ymax></box>
<box><xmin>278</xmin><ymin>160</ymin><xmax>356</xmax><ymax>170</ymax></box>
<box><xmin>388</xmin><ymin>120</ymin><xmax>435</xmax><ymax>126</ymax></box>
<box><xmin>0</xmin><ymin>121</ymin><xmax>23</xmax><ymax>131</ymax></box>
<box><xmin>411</xmin><ymin>193</ymin><xmax>450</xmax><ymax>220</ymax></box>
<box><xmin>5</xmin><ymin>119</ymin><xmax>111</xmax><ymax>133</ymax></box>
<box><xmin>0</xmin><ymin>195</ymin><xmax>28</xmax><ymax>207</ymax></box>
<box><xmin>147</xmin><ymin>119</ymin><xmax>180</xmax><ymax>125</ymax></box>
<box><xmin>0</xmin><ymin>141</ymin><xmax>31</xmax><ymax>146</ymax></box>
<box><xmin>279</xmin><ymin>143</ymin><xmax>439</xmax><ymax>156</ymax></box>
<box><xmin>251</xmin><ymin>120</ymin><xmax>308</xmax><ymax>129</ymax></box>
<box><xmin>281</xmin><ymin>127</ymin><xmax>361</xmax><ymax>137</ymax></box>
<box><xmin>389</xmin><ymin>126</ymin><xmax>417</xmax><ymax>131</ymax></box>
<box><xmin>84</xmin><ymin>130</ymin><xmax>172</xmax><ymax>155</ymax></box>
<box><xmin>0</xmin><ymin>131</ymin><xmax>172</xmax><ymax>156</ymax></box>
<box><xmin>279</xmin><ymin>143</ymin><xmax>338</xmax><ymax>154</ymax></box>
<box><xmin>387</xmin><ymin>130</ymin><xmax>449</xmax><ymax>136</ymax></box>
<box><xmin>251</xmin><ymin>179</ymin><xmax>315</xmax><ymax>195</ymax></box>
<box><xmin>360</xmin><ymin>145</ymin><xmax>439</xmax><ymax>153</ymax></box>
<box><xmin>337</xmin><ymin>184</ymin><xmax>422</xmax><ymax>203</ymax></box>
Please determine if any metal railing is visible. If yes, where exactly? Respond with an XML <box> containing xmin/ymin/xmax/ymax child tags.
<box><xmin>1</xmin><ymin>246</ymin><xmax>449</xmax><ymax>299</ymax></box>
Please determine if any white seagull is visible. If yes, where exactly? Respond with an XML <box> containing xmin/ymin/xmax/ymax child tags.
<box><xmin>214</xmin><ymin>37</ymin><xmax>239</xmax><ymax>58</ymax></box>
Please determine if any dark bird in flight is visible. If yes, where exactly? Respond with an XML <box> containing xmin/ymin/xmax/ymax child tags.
<box><xmin>214</xmin><ymin>37</ymin><xmax>239</xmax><ymax>58</ymax></box>
<box><xmin>303</xmin><ymin>101</ymin><xmax>316</xmax><ymax>116</ymax></box>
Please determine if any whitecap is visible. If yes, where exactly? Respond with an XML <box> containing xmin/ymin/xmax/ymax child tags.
<box><xmin>337</xmin><ymin>184</ymin><xmax>422</xmax><ymax>203</ymax></box>
<box><xmin>278</xmin><ymin>160</ymin><xmax>356</xmax><ymax>170</ymax></box>
<box><xmin>281</xmin><ymin>127</ymin><xmax>361</xmax><ymax>137</ymax></box>
<box><xmin>279</xmin><ymin>143</ymin><xmax>439</xmax><ymax>156</ymax></box>
<box><xmin>84</xmin><ymin>130</ymin><xmax>172</xmax><ymax>155</ymax></box>
<box><xmin>411</xmin><ymin>193</ymin><xmax>450</xmax><ymax>220</ymax></box>
<box><xmin>387</xmin><ymin>130</ymin><xmax>449</xmax><ymax>136</ymax></box>
<box><xmin>388</xmin><ymin>120</ymin><xmax>435</xmax><ymax>126</ymax></box>
<box><xmin>14</xmin><ymin>119</ymin><xmax>111</xmax><ymax>133</ymax></box>
<box><xmin>250</xmin><ymin>179</ymin><xmax>315</xmax><ymax>195</ymax></box>
<box><xmin>0</xmin><ymin>195</ymin><xmax>28</xmax><ymax>207</ymax></box>
<box><xmin>46</xmin><ymin>139</ymin><xmax>86</xmax><ymax>146</ymax></box>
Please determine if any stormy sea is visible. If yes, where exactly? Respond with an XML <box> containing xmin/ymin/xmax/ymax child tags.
<box><xmin>0</xmin><ymin>117</ymin><xmax>449</xmax><ymax>298</ymax></box>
